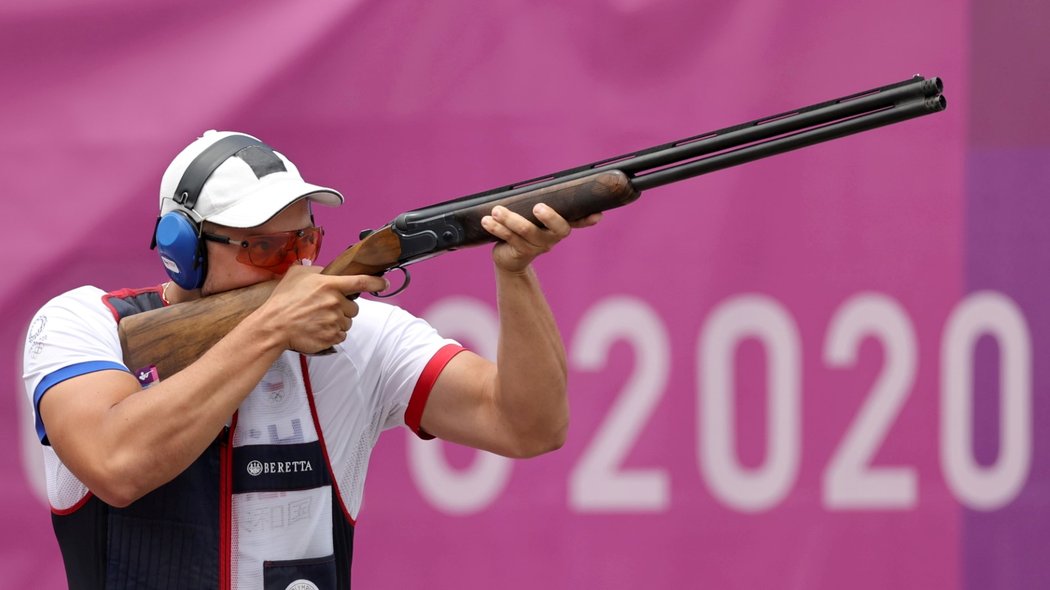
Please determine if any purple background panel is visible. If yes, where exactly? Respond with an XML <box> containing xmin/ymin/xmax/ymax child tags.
<box><xmin>965</xmin><ymin>0</ymin><xmax>1050</xmax><ymax>587</ymax></box>
<box><xmin>964</xmin><ymin>148</ymin><xmax>1050</xmax><ymax>587</ymax></box>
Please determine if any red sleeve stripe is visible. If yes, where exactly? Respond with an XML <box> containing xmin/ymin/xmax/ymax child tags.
<box><xmin>405</xmin><ymin>344</ymin><xmax>465</xmax><ymax>440</ymax></box>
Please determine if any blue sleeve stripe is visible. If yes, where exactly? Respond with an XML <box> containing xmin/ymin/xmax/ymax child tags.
<box><xmin>34</xmin><ymin>361</ymin><xmax>129</xmax><ymax>445</ymax></box>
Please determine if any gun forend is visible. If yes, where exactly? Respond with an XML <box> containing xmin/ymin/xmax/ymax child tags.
<box><xmin>390</xmin><ymin>171</ymin><xmax>638</xmax><ymax>264</ymax></box>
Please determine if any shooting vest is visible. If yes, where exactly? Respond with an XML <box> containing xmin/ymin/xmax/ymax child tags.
<box><xmin>50</xmin><ymin>286</ymin><xmax>355</xmax><ymax>590</ymax></box>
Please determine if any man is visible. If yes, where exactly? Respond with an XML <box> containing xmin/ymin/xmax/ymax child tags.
<box><xmin>22</xmin><ymin>130</ymin><xmax>600</xmax><ymax>589</ymax></box>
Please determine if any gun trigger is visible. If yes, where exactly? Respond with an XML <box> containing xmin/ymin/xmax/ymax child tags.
<box><xmin>372</xmin><ymin>266</ymin><xmax>411</xmax><ymax>298</ymax></box>
<box><xmin>359</xmin><ymin>228</ymin><xmax>374</xmax><ymax>240</ymax></box>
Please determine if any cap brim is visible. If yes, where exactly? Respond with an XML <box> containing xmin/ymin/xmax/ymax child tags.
<box><xmin>203</xmin><ymin>177</ymin><xmax>344</xmax><ymax>228</ymax></box>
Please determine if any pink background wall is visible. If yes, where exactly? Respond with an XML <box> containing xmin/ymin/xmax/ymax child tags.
<box><xmin>3</xmin><ymin>1</ymin><xmax>1046</xmax><ymax>588</ymax></box>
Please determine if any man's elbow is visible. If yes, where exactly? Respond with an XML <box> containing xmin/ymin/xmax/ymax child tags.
<box><xmin>533</xmin><ymin>425</ymin><xmax>568</xmax><ymax>456</ymax></box>
<box><xmin>89</xmin><ymin>455</ymin><xmax>157</xmax><ymax>508</ymax></box>
<box><xmin>91</xmin><ymin>479</ymin><xmax>147</xmax><ymax>508</ymax></box>
<box><xmin>508</xmin><ymin>421</ymin><xmax>568</xmax><ymax>459</ymax></box>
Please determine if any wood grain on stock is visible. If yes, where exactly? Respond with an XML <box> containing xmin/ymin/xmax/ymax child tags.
<box><xmin>119</xmin><ymin>281</ymin><xmax>276</xmax><ymax>379</ymax></box>
<box><xmin>455</xmin><ymin>170</ymin><xmax>640</xmax><ymax>244</ymax></box>
<box><xmin>321</xmin><ymin>226</ymin><xmax>402</xmax><ymax>277</ymax></box>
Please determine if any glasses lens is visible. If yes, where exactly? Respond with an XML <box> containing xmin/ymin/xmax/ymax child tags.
<box><xmin>236</xmin><ymin>227</ymin><xmax>324</xmax><ymax>272</ymax></box>
<box><xmin>296</xmin><ymin>226</ymin><xmax>323</xmax><ymax>262</ymax></box>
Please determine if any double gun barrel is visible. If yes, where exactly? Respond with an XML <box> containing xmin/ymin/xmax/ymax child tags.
<box><xmin>389</xmin><ymin>75</ymin><xmax>946</xmax><ymax>260</ymax></box>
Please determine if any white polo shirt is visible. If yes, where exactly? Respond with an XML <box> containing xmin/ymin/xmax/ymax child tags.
<box><xmin>22</xmin><ymin>285</ymin><xmax>461</xmax><ymax>519</ymax></box>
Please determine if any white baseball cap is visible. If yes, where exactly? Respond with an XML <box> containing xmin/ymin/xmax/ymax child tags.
<box><xmin>158</xmin><ymin>130</ymin><xmax>343</xmax><ymax>228</ymax></box>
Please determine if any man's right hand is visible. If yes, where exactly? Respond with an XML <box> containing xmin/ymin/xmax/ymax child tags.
<box><xmin>258</xmin><ymin>265</ymin><xmax>389</xmax><ymax>354</ymax></box>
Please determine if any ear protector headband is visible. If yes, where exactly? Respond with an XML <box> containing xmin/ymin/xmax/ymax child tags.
<box><xmin>151</xmin><ymin>134</ymin><xmax>273</xmax><ymax>290</ymax></box>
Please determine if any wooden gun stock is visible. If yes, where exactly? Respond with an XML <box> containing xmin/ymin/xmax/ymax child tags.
<box><xmin>120</xmin><ymin>281</ymin><xmax>276</xmax><ymax>379</ymax></box>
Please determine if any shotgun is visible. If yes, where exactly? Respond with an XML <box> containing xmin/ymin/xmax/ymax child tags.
<box><xmin>120</xmin><ymin>75</ymin><xmax>946</xmax><ymax>378</ymax></box>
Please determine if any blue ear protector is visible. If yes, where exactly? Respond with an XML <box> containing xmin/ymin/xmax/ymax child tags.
<box><xmin>150</xmin><ymin>135</ymin><xmax>272</xmax><ymax>289</ymax></box>
<box><xmin>153</xmin><ymin>210</ymin><xmax>207</xmax><ymax>290</ymax></box>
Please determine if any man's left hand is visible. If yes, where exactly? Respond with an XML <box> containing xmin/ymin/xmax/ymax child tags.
<box><xmin>480</xmin><ymin>203</ymin><xmax>602</xmax><ymax>273</ymax></box>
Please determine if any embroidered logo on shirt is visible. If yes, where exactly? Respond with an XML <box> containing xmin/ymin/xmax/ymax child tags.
<box><xmin>260</xmin><ymin>360</ymin><xmax>292</xmax><ymax>409</ymax></box>
<box><xmin>27</xmin><ymin>315</ymin><xmax>48</xmax><ymax>359</ymax></box>
<box><xmin>136</xmin><ymin>365</ymin><xmax>160</xmax><ymax>388</ymax></box>
<box><xmin>287</xmin><ymin>579</ymin><xmax>319</xmax><ymax>590</ymax></box>
<box><xmin>246</xmin><ymin>459</ymin><xmax>313</xmax><ymax>476</ymax></box>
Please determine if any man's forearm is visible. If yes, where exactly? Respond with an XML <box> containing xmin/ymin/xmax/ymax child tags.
<box><xmin>41</xmin><ymin>311</ymin><xmax>287</xmax><ymax>507</ymax></box>
<box><xmin>492</xmin><ymin>265</ymin><xmax>570</xmax><ymax>456</ymax></box>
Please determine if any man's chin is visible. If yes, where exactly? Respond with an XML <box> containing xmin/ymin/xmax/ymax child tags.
<box><xmin>201</xmin><ymin>277</ymin><xmax>275</xmax><ymax>297</ymax></box>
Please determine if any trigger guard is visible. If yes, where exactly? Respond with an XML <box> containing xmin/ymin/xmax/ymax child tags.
<box><xmin>372</xmin><ymin>266</ymin><xmax>411</xmax><ymax>298</ymax></box>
